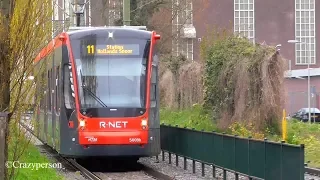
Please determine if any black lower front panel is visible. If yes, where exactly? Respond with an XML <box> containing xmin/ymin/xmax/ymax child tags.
<box><xmin>59</xmin><ymin>128</ymin><xmax>160</xmax><ymax>158</ymax></box>
<box><xmin>60</xmin><ymin>144</ymin><xmax>150</xmax><ymax>158</ymax></box>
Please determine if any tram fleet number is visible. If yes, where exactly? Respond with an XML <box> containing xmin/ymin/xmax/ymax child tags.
<box><xmin>86</xmin><ymin>137</ymin><xmax>141</xmax><ymax>143</ymax></box>
<box><xmin>129</xmin><ymin>138</ymin><xmax>141</xmax><ymax>143</ymax></box>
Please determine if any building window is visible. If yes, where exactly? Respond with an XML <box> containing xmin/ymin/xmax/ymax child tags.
<box><xmin>108</xmin><ymin>0</ymin><xmax>122</xmax><ymax>25</ymax></box>
<box><xmin>172</xmin><ymin>0</ymin><xmax>194</xmax><ymax>61</ymax></box>
<box><xmin>234</xmin><ymin>0</ymin><xmax>255</xmax><ymax>43</ymax></box>
<box><xmin>295</xmin><ymin>0</ymin><xmax>316</xmax><ymax>65</ymax></box>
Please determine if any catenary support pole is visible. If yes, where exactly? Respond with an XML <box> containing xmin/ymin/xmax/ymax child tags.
<box><xmin>123</xmin><ymin>0</ymin><xmax>131</xmax><ymax>25</ymax></box>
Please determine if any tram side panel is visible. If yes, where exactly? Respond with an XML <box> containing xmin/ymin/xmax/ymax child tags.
<box><xmin>41</xmin><ymin>61</ymin><xmax>47</xmax><ymax>144</ymax></box>
<box><xmin>147</xmin><ymin>51</ymin><xmax>161</xmax><ymax>156</ymax></box>
<box><xmin>46</xmin><ymin>53</ymin><xmax>54</xmax><ymax>148</ymax></box>
<box><xmin>34</xmin><ymin>61</ymin><xmax>43</xmax><ymax>139</ymax></box>
<box><xmin>33</xmin><ymin>62</ymin><xmax>39</xmax><ymax>137</ymax></box>
<box><xmin>44</xmin><ymin>54</ymin><xmax>51</xmax><ymax>145</ymax></box>
<box><xmin>53</xmin><ymin>46</ymin><xmax>63</xmax><ymax>152</ymax></box>
<box><xmin>42</xmin><ymin>57</ymin><xmax>49</xmax><ymax>144</ymax></box>
<box><xmin>35</xmin><ymin>56</ymin><xmax>48</xmax><ymax>144</ymax></box>
<box><xmin>32</xmin><ymin>40</ymin><xmax>77</xmax><ymax>154</ymax></box>
<box><xmin>59</xmin><ymin>44</ymin><xmax>79</xmax><ymax>157</ymax></box>
<box><xmin>37</xmin><ymin>61</ymin><xmax>43</xmax><ymax>142</ymax></box>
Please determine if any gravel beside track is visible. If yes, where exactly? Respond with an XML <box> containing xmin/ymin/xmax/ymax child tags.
<box><xmin>96</xmin><ymin>171</ymin><xmax>156</xmax><ymax>180</ymax></box>
<box><xmin>305</xmin><ymin>174</ymin><xmax>320</xmax><ymax>180</ymax></box>
<box><xmin>141</xmin><ymin>152</ymin><xmax>249</xmax><ymax>180</ymax></box>
<box><xmin>305</xmin><ymin>167</ymin><xmax>320</xmax><ymax>180</ymax></box>
<box><xmin>76</xmin><ymin>158</ymin><xmax>162</xmax><ymax>180</ymax></box>
<box><xmin>142</xmin><ymin>151</ymin><xmax>320</xmax><ymax>180</ymax></box>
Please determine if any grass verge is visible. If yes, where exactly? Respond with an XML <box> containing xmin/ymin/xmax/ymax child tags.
<box><xmin>160</xmin><ymin>104</ymin><xmax>217</xmax><ymax>132</ymax></box>
<box><xmin>8</xmin><ymin>126</ymin><xmax>64</xmax><ymax>180</ymax></box>
<box><xmin>286</xmin><ymin>120</ymin><xmax>320</xmax><ymax>168</ymax></box>
<box><xmin>160</xmin><ymin>107</ymin><xmax>320</xmax><ymax>168</ymax></box>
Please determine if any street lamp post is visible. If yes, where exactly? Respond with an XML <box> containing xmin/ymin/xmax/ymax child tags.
<box><xmin>71</xmin><ymin>1</ymin><xmax>90</xmax><ymax>27</ymax></box>
<box><xmin>287</xmin><ymin>39</ymin><xmax>311</xmax><ymax>124</ymax></box>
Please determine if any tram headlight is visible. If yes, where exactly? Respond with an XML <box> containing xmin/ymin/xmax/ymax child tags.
<box><xmin>79</xmin><ymin>119</ymin><xmax>86</xmax><ymax>130</ymax></box>
<box><xmin>141</xmin><ymin>118</ymin><xmax>148</xmax><ymax>129</ymax></box>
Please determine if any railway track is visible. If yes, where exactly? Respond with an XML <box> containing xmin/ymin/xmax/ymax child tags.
<box><xmin>66</xmin><ymin>159</ymin><xmax>102</xmax><ymax>180</ymax></box>
<box><xmin>20</xmin><ymin>113</ymin><xmax>320</xmax><ymax>180</ymax></box>
<box><xmin>305</xmin><ymin>166</ymin><xmax>320</xmax><ymax>177</ymax></box>
<box><xmin>18</xmin><ymin>115</ymin><xmax>172</xmax><ymax>180</ymax></box>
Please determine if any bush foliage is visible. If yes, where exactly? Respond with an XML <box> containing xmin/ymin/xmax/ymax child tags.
<box><xmin>159</xmin><ymin>55</ymin><xmax>203</xmax><ymax>109</ymax></box>
<box><xmin>200</xmin><ymin>29</ymin><xmax>286</xmax><ymax>133</ymax></box>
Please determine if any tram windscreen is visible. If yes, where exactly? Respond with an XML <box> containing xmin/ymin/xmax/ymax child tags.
<box><xmin>71</xmin><ymin>37</ymin><xmax>150</xmax><ymax>109</ymax></box>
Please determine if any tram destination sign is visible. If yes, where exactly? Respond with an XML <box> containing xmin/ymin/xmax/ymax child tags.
<box><xmin>84</xmin><ymin>44</ymin><xmax>140</xmax><ymax>56</ymax></box>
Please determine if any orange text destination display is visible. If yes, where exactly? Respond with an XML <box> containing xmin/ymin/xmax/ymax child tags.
<box><xmin>86</xmin><ymin>44</ymin><xmax>140</xmax><ymax>55</ymax></box>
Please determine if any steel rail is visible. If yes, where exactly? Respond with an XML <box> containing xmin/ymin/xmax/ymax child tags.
<box><xmin>139</xmin><ymin>163</ymin><xmax>173</xmax><ymax>180</ymax></box>
<box><xmin>67</xmin><ymin>159</ymin><xmax>102</xmax><ymax>180</ymax></box>
<box><xmin>305</xmin><ymin>166</ymin><xmax>320</xmax><ymax>177</ymax></box>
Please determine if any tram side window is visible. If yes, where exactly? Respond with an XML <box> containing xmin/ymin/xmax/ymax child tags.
<box><xmin>54</xmin><ymin>46</ymin><xmax>62</xmax><ymax>113</ymax></box>
<box><xmin>150</xmin><ymin>52</ymin><xmax>159</xmax><ymax>103</ymax></box>
<box><xmin>47</xmin><ymin>69</ymin><xmax>49</xmax><ymax>111</ymax></box>
<box><xmin>40</xmin><ymin>67</ymin><xmax>46</xmax><ymax>111</ymax></box>
<box><xmin>64</xmin><ymin>64</ymin><xmax>74</xmax><ymax>109</ymax></box>
<box><xmin>151</xmin><ymin>66</ymin><xmax>157</xmax><ymax>101</ymax></box>
<box><xmin>36</xmin><ymin>75</ymin><xmax>41</xmax><ymax>110</ymax></box>
<box><xmin>35</xmin><ymin>75</ymin><xmax>41</xmax><ymax>110</ymax></box>
<box><xmin>50</xmin><ymin>68</ymin><xmax>53</xmax><ymax>111</ymax></box>
<box><xmin>47</xmin><ymin>68</ymin><xmax>52</xmax><ymax>112</ymax></box>
<box><xmin>55</xmin><ymin>65</ymin><xmax>60</xmax><ymax>113</ymax></box>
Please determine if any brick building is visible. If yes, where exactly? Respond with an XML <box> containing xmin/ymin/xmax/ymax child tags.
<box><xmin>171</xmin><ymin>0</ymin><xmax>320</xmax><ymax>115</ymax></box>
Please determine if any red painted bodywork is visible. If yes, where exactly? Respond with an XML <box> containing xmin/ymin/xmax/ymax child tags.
<box><xmin>77</xmin><ymin>31</ymin><xmax>160</xmax><ymax>145</ymax></box>
<box><xmin>77</xmin><ymin>117</ymin><xmax>149</xmax><ymax>145</ymax></box>
<box><xmin>34</xmin><ymin>29</ymin><xmax>161</xmax><ymax>146</ymax></box>
<box><xmin>34</xmin><ymin>34</ymin><xmax>65</xmax><ymax>63</ymax></box>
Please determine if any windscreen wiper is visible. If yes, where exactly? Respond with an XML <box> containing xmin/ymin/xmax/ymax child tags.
<box><xmin>80</xmin><ymin>70</ymin><xmax>108</xmax><ymax>108</ymax></box>
<box><xmin>81</xmin><ymin>86</ymin><xmax>108</xmax><ymax>108</ymax></box>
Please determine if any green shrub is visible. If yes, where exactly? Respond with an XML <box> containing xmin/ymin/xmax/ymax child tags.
<box><xmin>200</xmin><ymin>29</ymin><xmax>285</xmax><ymax>133</ymax></box>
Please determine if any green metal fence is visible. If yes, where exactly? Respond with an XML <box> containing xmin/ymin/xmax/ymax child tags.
<box><xmin>160</xmin><ymin>124</ymin><xmax>305</xmax><ymax>180</ymax></box>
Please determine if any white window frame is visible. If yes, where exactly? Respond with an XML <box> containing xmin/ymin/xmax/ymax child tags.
<box><xmin>186</xmin><ymin>1</ymin><xmax>194</xmax><ymax>61</ymax></box>
<box><xmin>172</xmin><ymin>0</ymin><xmax>181</xmax><ymax>58</ymax></box>
<box><xmin>171</xmin><ymin>0</ymin><xmax>194</xmax><ymax>61</ymax></box>
<box><xmin>295</xmin><ymin>0</ymin><xmax>316</xmax><ymax>65</ymax></box>
<box><xmin>107</xmin><ymin>0</ymin><xmax>122</xmax><ymax>25</ymax></box>
<box><xmin>234</xmin><ymin>0</ymin><xmax>255</xmax><ymax>43</ymax></box>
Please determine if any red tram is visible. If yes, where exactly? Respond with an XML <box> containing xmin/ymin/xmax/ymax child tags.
<box><xmin>32</xmin><ymin>26</ymin><xmax>161</xmax><ymax>161</ymax></box>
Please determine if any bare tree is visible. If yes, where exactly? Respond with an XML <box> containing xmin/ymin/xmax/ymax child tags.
<box><xmin>149</xmin><ymin>0</ymin><xmax>209</xmax><ymax>60</ymax></box>
<box><xmin>151</xmin><ymin>0</ymin><xmax>209</xmax><ymax>109</ymax></box>
<box><xmin>89</xmin><ymin>0</ymin><xmax>121</xmax><ymax>26</ymax></box>
<box><xmin>0</xmin><ymin>0</ymin><xmax>53</xmax><ymax>179</ymax></box>
<box><xmin>0</xmin><ymin>1</ymin><xmax>14</xmax><ymax>179</ymax></box>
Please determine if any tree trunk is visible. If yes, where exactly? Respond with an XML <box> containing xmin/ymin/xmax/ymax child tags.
<box><xmin>0</xmin><ymin>113</ymin><xmax>8</xmax><ymax>180</ymax></box>
<box><xmin>0</xmin><ymin>0</ymin><xmax>13</xmax><ymax>179</ymax></box>
<box><xmin>0</xmin><ymin>42</ymin><xmax>11</xmax><ymax>180</ymax></box>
